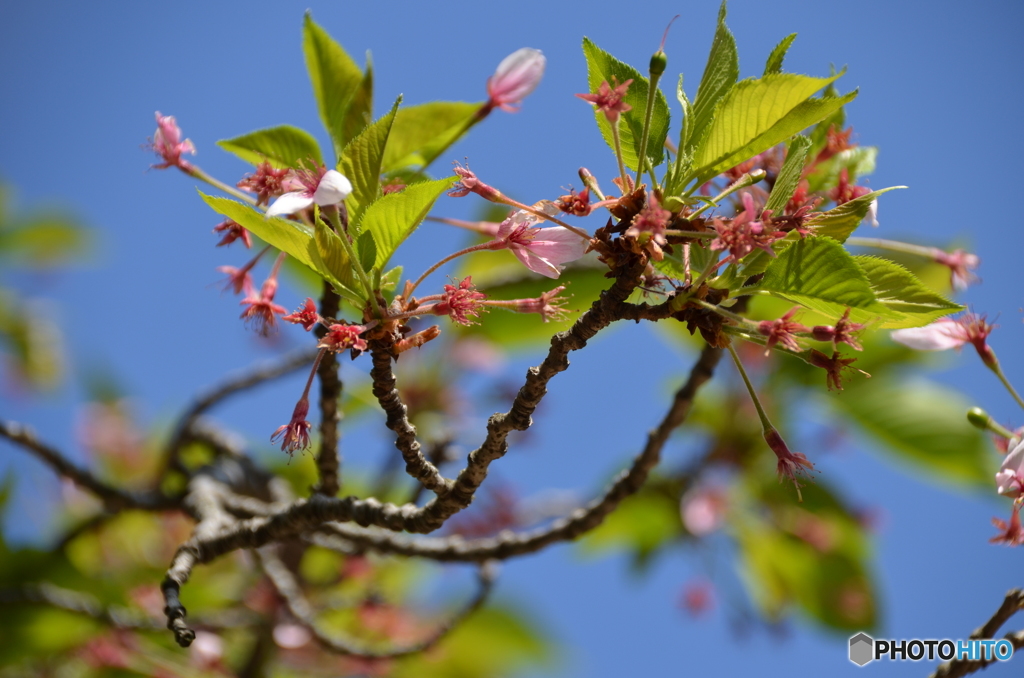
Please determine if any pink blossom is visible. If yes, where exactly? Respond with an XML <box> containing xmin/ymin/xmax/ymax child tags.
<box><xmin>807</xmin><ymin>349</ymin><xmax>867</xmax><ymax>391</ymax></box>
<box><xmin>811</xmin><ymin>308</ymin><xmax>866</xmax><ymax>351</ymax></box>
<box><xmin>678</xmin><ymin>579</ymin><xmax>715</xmax><ymax>617</ymax></box>
<box><xmin>318</xmin><ymin>323</ymin><xmax>368</xmax><ymax>354</ymax></box>
<box><xmin>990</xmin><ymin>501</ymin><xmax>1024</xmax><ymax>546</ymax></box>
<box><xmin>764</xmin><ymin>427</ymin><xmax>815</xmax><ymax>493</ymax></box>
<box><xmin>625</xmin><ymin>194</ymin><xmax>672</xmax><ymax>261</ymax></box>
<box><xmin>934</xmin><ymin>249</ymin><xmax>980</xmax><ymax>291</ymax></box>
<box><xmin>486</xmin><ymin>48</ymin><xmax>546</xmax><ymax>112</ymax></box>
<box><xmin>996</xmin><ymin>438</ymin><xmax>1024</xmax><ymax>499</ymax></box>
<box><xmin>890</xmin><ymin>314</ymin><xmax>995</xmax><ymax>368</ymax></box>
<box><xmin>266</xmin><ymin>167</ymin><xmax>352</xmax><ymax>218</ymax></box>
<box><xmin>237</xmin><ymin>161</ymin><xmax>290</xmax><ymax>206</ymax></box>
<box><xmin>710</xmin><ymin>192</ymin><xmax>784</xmax><ymax>262</ymax></box>
<box><xmin>556</xmin><ymin>188</ymin><xmax>591</xmax><ymax>217</ymax></box>
<box><xmin>431</xmin><ymin>277</ymin><xmax>487</xmax><ymax>326</ymax></box>
<box><xmin>282</xmin><ymin>298</ymin><xmax>320</xmax><ymax>331</ymax></box>
<box><xmin>271</xmin><ymin>397</ymin><xmax>312</xmax><ymax>454</ymax></box>
<box><xmin>490</xmin><ymin>205</ymin><xmax>588</xmax><ymax>278</ymax></box>
<box><xmin>576</xmin><ymin>77</ymin><xmax>633</xmax><ymax>123</ymax></box>
<box><xmin>448</xmin><ymin>162</ymin><xmax>504</xmax><ymax>202</ymax></box>
<box><xmin>212</xmin><ymin>219</ymin><xmax>251</xmax><ymax>248</ymax></box>
<box><xmin>680</xmin><ymin>486</ymin><xmax>727</xmax><ymax>536</ymax></box>
<box><xmin>757</xmin><ymin>306</ymin><xmax>809</xmax><ymax>354</ymax></box>
<box><xmin>148</xmin><ymin>112</ymin><xmax>195</xmax><ymax>171</ymax></box>
<box><xmin>491</xmin><ymin>285</ymin><xmax>570</xmax><ymax>322</ymax></box>
<box><xmin>239</xmin><ymin>277</ymin><xmax>288</xmax><ymax>336</ymax></box>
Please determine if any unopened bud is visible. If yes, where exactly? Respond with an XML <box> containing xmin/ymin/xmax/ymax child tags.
<box><xmin>967</xmin><ymin>407</ymin><xmax>991</xmax><ymax>430</ymax></box>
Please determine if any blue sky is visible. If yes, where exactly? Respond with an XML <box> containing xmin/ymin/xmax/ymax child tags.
<box><xmin>2</xmin><ymin>1</ymin><xmax>1023</xmax><ymax>676</ymax></box>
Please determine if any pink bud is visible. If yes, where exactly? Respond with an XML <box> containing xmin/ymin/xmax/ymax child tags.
<box><xmin>487</xmin><ymin>48</ymin><xmax>546</xmax><ymax>112</ymax></box>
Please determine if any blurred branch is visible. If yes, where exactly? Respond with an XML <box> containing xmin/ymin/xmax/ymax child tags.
<box><xmin>310</xmin><ymin>343</ymin><xmax>722</xmax><ymax>562</ymax></box>
<box><xmin>314</xmin><ymin>282</ymin><xmax>342</xmax><ymax>497</ymax></box>
<box><xmin>161</xmin><ymin>347</ymin><xmax>317</xmax><ymax>478</ymax></box>
<box><xmin>0</xmin><ymin>420</ymin><xmax>174</xmax><ymax>511</ymax></box>
<box><xmin>256</xmin><ymin>546</ymin><xmax>497</xmax><ymax>658</ymax></box>
<box><xmin>369</xmin><ymin>345</ymin><xmax>451</xmax><ymax>495</ymax></box>
<box><xmin>930</xmin><ymin>589</ymin><xmax>1024</xmax><ymax>678</ymax></box>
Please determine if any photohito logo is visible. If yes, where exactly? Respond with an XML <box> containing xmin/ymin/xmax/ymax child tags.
<box><xmin>848</xmin><ymin>632</ymin><xmax>1015</xmax><ymax>667</ymax></box>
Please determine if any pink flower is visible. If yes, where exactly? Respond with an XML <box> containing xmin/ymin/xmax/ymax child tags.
<box><xmin>680</xmin><ymin>486</ymin><xmax>727</xmax><ymax>536</ymax></box>
<box><xmin>758</xmin><ymin>306</ymin><xmax>809</xmax><ymax>354</ymax></box>
<box><xmin>318</xmin><ymin>323</ymin><xmax>368</xmax><ymax>354</ymax></box>
<box><xmin>431</xmin><ymin>277</ymin><xmax>487</xmax><ymax>326</ymax></box>
<box><xmin>486</xmin><ymin>48</ymin><xmax>546</xmax><ymax>112</ymax></box>
<box><xmin>996</xmin><ymin>438</ymin><xmax>1024</xmax><ymax>499</ymax></box>
<box><xmin>490</xmin><ymin>285</ymin><xmax>570</xmax><ymax>322</ymax></box>
<box><xmin>490</xmin><ymin>205</ymin><xmax>589</xmax><ymax>279</ymax></box>
<box><xmin>710</xmin><ymin>192</ymin><xmax>785</xmax><ymax>262</ymax></box>
<box><xmin>829</xmin><ymin>168</ymin><xmax>870</xmax><ymax>206</ymax></box>
<box><xmin>934</xmin><ymin>249</ymin><xmax>980</xmax><ymax>291</ymax></box>
<box><xmin>148</xmin><ymin>112</ymin><xmax>195</xmax><ymax>171</ymax></box>
<box><xmin>266</xmin><ymin>167</ymin><xmax>352</xmax><ymax>218</ymax></box>
<box><xmin>625</xmin><ymin>194</ymin><xmax>672</xmax><ymax>261</ymax></box>
<box><xmin>556</xmin><ymin>188</ymin><xmax>591</xmax><ymax>217</ymax></box>
<box><xmin>807</xmin><ymin>349</ymin><xmax>867</xmax><ymax>391</ymax></box>
<box><xmin>764</xmin><ymin>427</ymin><xmax>815</xmax><ymax>493</ymax></box>
<box><xmin>282</xmin><ymin>298</ymin><xmax>320</xmax><ymax>331</ymax></box>
<box><xmin>212</xmin><ymin>219</ymin><xmax>251</xmax><ymax>248</ymax></box>
<box><xmin>678</xmin><ymin>579</ymin><xmax>715</xmax><ymax>617</ymax></box>
<box><xmin>990</xmin><ymin>501</ymin><xmax>1024</xmax><ymax>546</ymax></box>
<box><xmin>576</xmin><ymin>77</ymin><xmax>633</xmax><ymax>123</ymax></box>
<box><xmin>811</xmin><ymin>308</ymin><xmax>866</xmax><ymax>351</ymax></box>
<box><xmin>448</xmin><ymin>162</ymin><xmax>504</xmax><ymax>202</ymax></box>
<box><xmin>890</xmin><ymin>314</ymin><xmax>995</xmax><ymax>368</ymax></box>
<box><xmin>239</xmin><ymin>252</ymin><xmax>288</xmax><ymax>336</ymax></box>
<box><xmin>237</xmin><ymin>161</ymin><xmax>291</xmax><ymax>207</ymax></box>
<box><xmin>271</xmin><ymin>397</ymin><xmax>312</xmax><ymax>454</ymax></box>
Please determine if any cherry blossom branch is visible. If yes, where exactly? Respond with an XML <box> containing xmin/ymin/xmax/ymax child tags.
<box><xmin>162</xmin><ymin>348</ymin><xmax>318</xmax><ymax>478</ymax></box>
<box><xmin>929</xmin><ymin>589</ymin><xmax>1024</xmax><ymax>678</ymax></box>
<box><xmin>368</xmin><ymin>345</ymin><xmax>451</xmax><ymax>495</ymax></box>
<box><xmin>0</xmin><ymin>420</ymin><xmax>174</xmax><ymax>511</ymax></box>
<box><xmin>311</xmin><ymin>343</ymin><xmax>722</xmax><ymax>562</ymax></box>
<box><xmin>255</xmin><ymin>547</ymin><xmax>496</xmax><ymax>658</ymax></box>
<box><xmin>314</xmin><ymin>281</ymin><xmax>343</xmax><ymax>496</ymax></box>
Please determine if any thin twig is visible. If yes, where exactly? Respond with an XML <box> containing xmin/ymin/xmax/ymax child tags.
<box><xmin>256</xmin><ymin>546</ymin><xmax>496</xmax><ymax>658</ymax></box>
<box><xmin>930</xmin><ymin>589</ymin><xmax>1024</xmax><ymax>678</ymax></box>
<box><xmin>0</xmin><ymin>420</ymin><xmax>173</xmax><ymax>511</ymax></box>
<box><xmin>314</xmin><ymin>281</ymin><xmax>342</xmax><ymax>496</ymax></box>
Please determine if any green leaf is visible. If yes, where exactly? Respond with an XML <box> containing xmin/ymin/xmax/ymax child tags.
<box><xmin>216</xmin><ymin>125</ymin><xmax>323</xmax><ymax>169</ymax></box>
<box><xmin>381</xmin><ymin>101</ymin><xmax>481</xmax><ymax>172</ymax></box>
<box><xmin>303</xmin><ymin>13</ymin><xmax>365</xmax><ymax>157</ymax></box>
<box><xmin>687</xmin><ymin>2</ymin><xmax>738</xmax><ymax>154</ymax></box>
<box><xmin>356</xmin><ymin>230</ymin><xmax>377</xmax><ymax>274</ymax></box>
<box><xmin>764</xmin><ymin>135</ymin><xmax>812</xmax><ymax>214</ymax></box>
<box><xmin>757</xmin><ymin>237</ymin><xmax>879</xmax><ymax>312</ymax></box>
<box><xmin>806</xmin><ymin>187</ymin><xmax>905</xmax><ymax>242</ymax></box>
<box><xmin>357</xmin><ymin>177</ymin><xmax>456</xmax><ymax>268</ymax></box>
<box><xmin>0</xmin><ymin>217</ymin><xmax>89</xmax><ymax>268</ymax></box>
<box><xmin>853</xmin><ymin>256</ymin><xmax>962</xmax><ymax>328</ymax></box>
<box><xmin>340</xmin><ymin>97</ymin><xmax>401</xmax><ymax>223</ymax></box>
<box><xmin>693</xmin><ymin>74</ymin><xmax>856</xmax><ymax>181</ymax></box>
<box><xmin>581</xmin><ymin>38</ymin><xmax>671</xmax><ymax>171</ymax></box>
<box><xmin>200</xmin><ymin>192</ymin><xmax>317</xmax><ymax>271</ymax></box>
<box><xmin>342</xmin><ymin>56</ymin><xmax>374</xmax><ymax>146</ymax></box>
<box><xmin>829</xmin><ymin>377</ymin><xmax>994</xmax><ymax>489</ymax></box>
<box><xmin>764</xmin><ymin>33</ymin><xmax>797</xmax><ymax>75</ymax></box>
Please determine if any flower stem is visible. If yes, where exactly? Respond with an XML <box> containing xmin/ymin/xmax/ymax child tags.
<box><xmin>636</xmin><ymin>73</ymin><xmax>662</xmax><ymax>192</ymax></box>
<box><xmin>405</xmin><ymin>242</ymin><xmax>496</xmax><ymax>299</ymax></box>
<box><xmin>727</xmin><ymin>343</ymin><xmax>774</xmax><ymax>432</ymax></box>
<box><xmin>688</xmin><ymin>171</ymin><xmax>766</xmax><ymax>218</ymax></box>
<box><xmin>190</xmin><ymin>166</ymin><xmax>258</xmax><ymax>205</ymax></box>
<box><xmin>845</xmin><ymin>237</ymin><xmax>940</xmax><ymax>259</ymax></box>
<box><xmin>987</xmin><ymin>354</ymin><xmax>1024</xmax><ymax>412</ymax></box>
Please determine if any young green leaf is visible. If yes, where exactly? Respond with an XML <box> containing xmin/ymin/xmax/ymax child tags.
<box><xmin>806</xmin><ymin>187</ymin><xmax>904</xmax><ymax>242</ymax></box>
<box><xmin>581</xmin><ymin>38</ymin><xmax>670</xmax><ymax>172</ymax></box>
<box><xmin>339</xmin><ymin>97</ymin><xmax>401</xmax><ymax>224</ymax></box>
<box><xmin>853</xmin><ymin>256</ymin><xmax>962</xmax><ymax>328</ymax></box>
<box><xmin>342</xmin><ymin>57</ymin><xmax>374</xmax><ymax>146</ymax></box>
<box><xmin>693</xmin><ymin>74</ymin><xmax>856</xmax><ymax>182</ymax></box>
<box><xmin>764</xmin><ymin>34</ymin><xmax>797</xmax><ymax>75</ymax></box>
<box><xmin>764</xmin><ymin>135</ymin><xmax>812</xmax><ymax>214</ymax></box>
<box><xmin>806</xmin><ymin>146</ymin><xmax>878</xmax><ymax>194</ymax></box>
<box><xmin>757</xmin><ymin>237</ymin><xmax>878</xmax><ymax>311</ymax></box>
<box><xmin>356</xmin><ymin>230</ymin><xmax>377</xmax><ymax>274</ymax></box>
<box><xmin>357</xmin><ymin>177</ymin><xmax>456</xmax><ymax>269</ymax></box>
<box><xmin>381</xmin><ymin>102</ymin><xmax>481</xmax><ymax>173</ymax></box>
<box><xmin>687</xmin><ymin>1</ymin><xmax>738</xmax><ymax>154</ymax></box>
<box><xmin>200</xmin><ymin>192</ymin><xmax>318</xmax><ymax>273</ymax></box>
<box><xmin>217</xmin><ymin>126</ymin><xmax>324</xmax><ymax>169</ymax></box>
<box><xmin>303</xmin><ymin>13</ymin><xmax>365</xmax><ymax>158</ymax></box>
<box><xmin>828</xmin><ymin>377</ymin><xmax>994</xmax><ymax>489</ymax></box>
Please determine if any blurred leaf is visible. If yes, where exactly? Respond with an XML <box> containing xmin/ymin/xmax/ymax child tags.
<box><xmin>216</xmin><ymin>125</ymin><xmax>324</xmax><ymax>168</ymax></box>
<box><xmin>687</xmin><ymin>2</ymin><xmax>738</xmax><ymax>156</ymax></box>
<box><xmin>764</xmin><ymin>33</ymin><xmax>797</xmax><ymax>75</ymax></box>
<box><xmin>806</xmin><ymin>187</ymin><xmax>904</xmax><ymax>242</ymax></box>
<box><xmin>358</xmin><ymin>177</ymin><xmax>456</xmax><ymax>269</ymax></box>
<box><xmin>393</xmin><ymin>606</ymin><xmax>551</xmax><ymax>678</ymax></box>
<box><xmin>764</xmin><ymin>135</ymin><xmax>812</xmax><ymax>214</ymax></box>
<box><xmin>854</xmin><ymin>256</ymin><xmax>961</xmax><ymax>329</ymax></box>
<box><xmin>303</xmin><ymin>13</ymin><xmax>365</xmax><ymax>157</ymax></box>
<box><xmin>0</xmin><ymin>290</ymin><xmax>64</xmax><ymax>389</ymax></box>
<box><xmin>581</xmin><ymin>38</ymin><xmax>671</xmax><ymax>171</ymax></box>
<box><xmin>382</xmin><ymin>102</ymin><xmax>481</xmax><ymax>172</ymax></box>
<box><xmin>0</xmin><ymin>217</ymin><xmax>90</xmax><ymax>268</ymax></box>
<box><xmin>578</xmin><ymin>488</ymin><xmax>681</xmax><ymax>571</ymax></box>
<box><xmin>693</xmin><ymin>74</ymin><xmax>856</xmax><ymax>182</ymax></box>
<box><xmin>807</xmin><ymin>146</ymin><xmax>878</xmax><ymax>193</ymax></box>
<box><xmin>340</xmin><ymin>97</ymin><xmax>401</xmax><ymax>222</ymax></box>
<box><xmin>828</xmin><ymin>377</ymin><xmax>994</xmax><ymax>489</ymax></box>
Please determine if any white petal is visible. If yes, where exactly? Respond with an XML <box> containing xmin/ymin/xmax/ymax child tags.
<box><xmin>890</xmin><ymin>319</ymin><xmax>967</xmax><ymax>351</ymax></box>
<box><xmin>530</xmin><ymin>227</ymin><xmax>590</xmax><ymax>265</ymax></box>
<box><xmin>313</xmin><ymin>170</ymin><xmax>352</xmax><ymax>205</ymax></box>
<box><xmin>266</xmin><ymin>192</ymin><xmax>314</xmax><ymax>218</ymax></box>
<box><xmin>865</xmin><ymin>199</ymin><xmax>879</xmax><ymax>228</ymax></box>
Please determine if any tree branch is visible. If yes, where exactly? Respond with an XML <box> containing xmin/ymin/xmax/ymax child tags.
<box><xmin>930</xmin><ymin>589</ymin><xmax>1024</xmax><ymax>678</ymax></box>
<box><xmin>314</xmin><ymin>281</ymin><xmax>342</xmax><ymax>497</ymax></box>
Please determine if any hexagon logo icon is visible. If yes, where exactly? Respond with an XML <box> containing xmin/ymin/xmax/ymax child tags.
<box><xmin>849</xmin><ymin>632</ymin><xmax>874</xmax><ymax>666</ymax></box>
